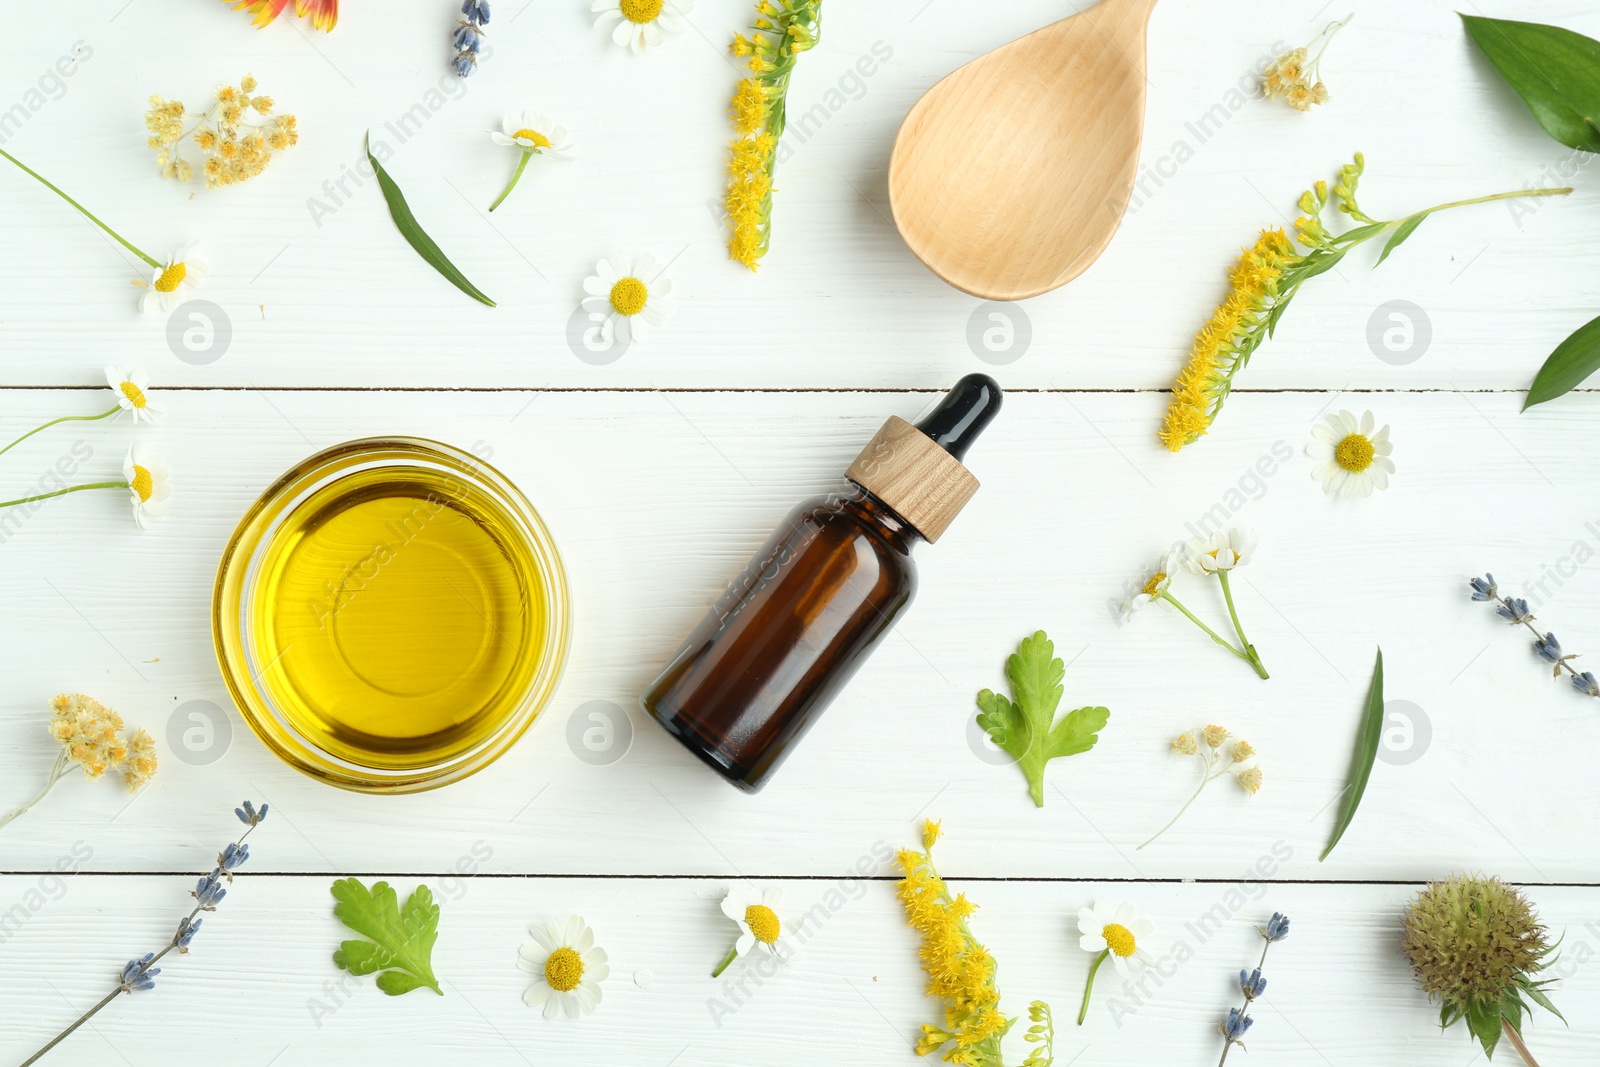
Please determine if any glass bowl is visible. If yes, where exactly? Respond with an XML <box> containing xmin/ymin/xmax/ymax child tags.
<box><xmin>212</xmin><ymin>437</ymin><xmax>570</xmax><ymax>793</ymax></box>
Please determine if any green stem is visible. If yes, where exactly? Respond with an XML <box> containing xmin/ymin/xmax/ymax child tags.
<box><xmin>710</xmin><ymin>945</ymin><xmax>739</xmax><ymax>978</ymax></box>
<box><xmin>0</xmin><ymin>750</ymin><xmax>72</xmax><ymax>832</ymax></box>
<box><xmin>1077</xmin><ymin>949</ymin><xmax>1109</xmax><ymax>1025</ymax></box>
<box><xmin>1216</xmin><ymin>572</ymin><xmax>1269</xmax><ymax>680</ymax></box>
<box><xmin>0</xmin><ymin>481</ymin><xmax>128</xmax><ymax>510</ymax></box>
<box><xmin>0</xmin><ymin>408</ymin><xmax>119</xmax><ymax>462</ymax></box>
<box><xmin>17</xmin><ymin>986</ymin><xmax>124</xmax><ymax>1067</ymax></box>
<box><xmin>488</xmin><ymin>149</ymin><xmax>532</xmax><ymax>212</ymax></box>
<box><xmin>0</xmin><ymin>148</ymin><xmax>162</xmax><ymax>269</ymax></box>
<box><xmin>1501</xmin><ymin>1017</ymin><xmax>1542</xmax><ymax>1067</ymax></box>
<box><xmin>1138</xmin><ymin>751</ymin><xmax>1230</xmax><ymax>850</ymax></box>
<box><xmin>1159</xmin><ymin>590</ymin><xmax>1252</xmax><ymax>663</ymax></box>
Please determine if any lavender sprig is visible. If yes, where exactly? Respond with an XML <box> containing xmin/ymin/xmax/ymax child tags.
<box><xmin>1469</xmin><ymin>574</ymin><xmax>1597</xmax><ymax>699</ymax></box>
<box><xmin>19</xmin><ymin>802</ymin><xmax>269</xmax><ymax>1067</ymax></box>
<box><xmin>453</xmin><ymin>0</ymin><xmax>491</xmax><ymax>77</ymax></box>
<box><xmin>1217</xmin><ymin>912</ymin><xmax>1289</xmax><ymax>1066</ymax></box>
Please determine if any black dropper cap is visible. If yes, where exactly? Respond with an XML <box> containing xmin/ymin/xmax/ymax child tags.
<box><xmin>914</xmin><ymin>374</ymin><xmax>1003</xmax><ymax>461</ymax></box>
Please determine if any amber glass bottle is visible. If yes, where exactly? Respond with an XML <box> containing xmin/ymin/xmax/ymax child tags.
<box><xmin>641</xmin><ymin>375</ymin><xmax>1002</xmax><ymax>792</ymax></box>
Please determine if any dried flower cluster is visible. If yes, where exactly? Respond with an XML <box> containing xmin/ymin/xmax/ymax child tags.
<box><xmin>1402</xmin><ymin>875</ymin><xmax>1560</xmax><ymax>1062</ymax></box>
<box><xmin>1140</xmin><ymin>725</ymin><xmax>1261</xmax><ymax>849</ymax></box>
<box><xmin>144</xmin><ymin>75</ymin><xmax>297</xmax><ymax>188</ymax></box>
<box><xmin>49</xmin><ymin>693</ymin><xmax>157</xmax><ymax>790</ymax></box>
<box><xmin>895</xmin><ymin>821</ymin><xmax>1053</xmax><ymax>1066</ymax></box>
<box><xmin>1261</xmin><ymin>18</ymin><xmax>1349</xmax><ymax>112</ymax></box>
<box><xmin>724</xmin><ymin>0</ymin><xmax>822</xmax><ymax>270</ymax></box>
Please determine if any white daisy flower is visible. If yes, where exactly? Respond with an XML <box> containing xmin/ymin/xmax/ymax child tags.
<box><xmin>1119</xmin><ymin>549</ymin><xmax>1179</xmax><ymax>621</ymax></box>
<box><xmin>105</xmin><ymin>367</ymin><xmax>161</xmax><ymax>424</ymax></box>
<box><xmin>1182</xmin><ymin>527</ymin><xmax>1257</xmax><ymax>575</ymax></box>
<box><xmin>488</xmin><ymin>112</ymin><xmax>575</xmax><ymax>158</ymax></box>
<box><xmin>592</xmin><ymin>0</ymin><xmax>693</xmax><ymax>55</ymax></box>
<box><xmin>1077</xmin><ymin>900</ymin><xmax>1154</xmax><ymax>979</ymax></box>
<box><xmin>517</xmin><ymin>916</ymin><xmax>609</xmax><ymax>1019</ymax></box>
<box><xmin>140</xmin><ymin>240</ymin><xmax>207</xmax><ymax>314</ymax></box>
<box><xmin>1307</xmin><ymin>409</ymin><xmax>1394</xmax><ymax>499</ymax></box>
<box><xmin>122</xmin><ymin>445</ymin><xmax>171</xmax><ymax>528</ymax></box>
<box><xmin>714</xmin><ymin>883</ymin><xmax>795</xmax><ymax>975</ymax></box>
<box><xmin>581</xmin><ymin>252</ymin><xmax>675</xmax><ymax>344</ymax></box>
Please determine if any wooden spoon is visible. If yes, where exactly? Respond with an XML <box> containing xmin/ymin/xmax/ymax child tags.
<box><xmin>889</xmin><ymin>0</ymin><xmax>1161</xmax><ymax>300</ymax></box>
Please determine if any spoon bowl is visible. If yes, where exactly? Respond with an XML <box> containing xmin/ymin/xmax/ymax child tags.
<box><xmin>889</xmin><ymin>0</ymin><xmax>1161</xmax><ymax>300</ymax></box>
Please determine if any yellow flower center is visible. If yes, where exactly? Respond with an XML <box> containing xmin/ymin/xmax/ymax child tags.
<box><xmin>544</xmin><ymin>947</ymin><xmax>584</xmax><ymax>992</ymax></box>
<box><xmin>120</xmin><ymin>382</ymin><xmax>148</xmax><ymax>409</ymax></box>
<box><xmin>130</xmin><ymin>465</ymin><xmax>154</xmax><ymax>503</ymax></box>
<box><xmin>154</xmin><ymin>262</ymin><xmax>187</xmax><ymax>293</ymax></box>
<box><xmin>513</xmin><ymin>127</ymin><xmax>552</xmax><ymax>149</ymax></box>
<box><xmin>1141</xmin><ymin>571</ymin><xmax>1167</xmax><ymax>597</ymax></box>
<box><xmin>1334</xmin><ymin>432</ymin><xmax>1375</xmax><ymax>472</ymax></box>
<box><xmin>745</xmin><ymin>904</ymin><xmax>781</xmax><ymax>944</ymax></box>
<box><xmin>1102</xmin><ymin>923</ymin><xmax>1137</xmax><ymax>958</ymax></box>
<box><xmin>620</xmin><ymin>0</ymin><xmax>663</xmax><ymax>23</ymax></box>
<box><xmin>609</xmin><ymin>276</ymin><xmax>648</xmax><ymax>316</ymax></box>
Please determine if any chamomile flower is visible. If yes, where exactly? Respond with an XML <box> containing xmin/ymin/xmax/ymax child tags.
<box><xmin>1182</xmin><ymin>527</ymin><xmax>1257</xmax><ymax>574</ymax></box>
<box><xmin>592</xmin><ymin>0</ymin><xmax>692</xmax><ymax>55</ymax></box>
<box><xmin>517</xmin><ymin>916</ymin><xmax>609</xmax><ymax>1019</ymax></box>
<box><xmin>713</xmin><ymin>883</ymin><xmax>795</xmax><ymax>975</ymax></box>
<box><xmin>141</xmin><ymin>241</ymin><xmax>208</xmax><ymax>314</ymax></box>
<box><xmin>1308</xmin><ymin>410</ymin><xmax>1394</xmax><ymax>498</ymax></box>
<box><xmin>487</xmin><ymin>113</ymin><xmax>574</xmax><ymax>211</ymax></box>
<box><xmin>489</xmin><ymin>113</ymin><xmax>574</xmax><ymax>157</ymax></box>
<box><xmin>581</xmin><ymin>252</ymin><xmax>675</xmax><ymax>344</ymax></box>
<box><xmin>1119</xmin><ymin>549</ymin><xmax>1178</xmax><ymax>620</ymax></box>
<box><xmin>1077</xmin><ymin>900</ymin><xmax>1154</xmax><ymax>1024</ymax></box>
<box><xmin>123</xmin><ymin>445</ymin><xmax>172</xmax><ymax>528</ymax></box>
<box><xmin>105</xmin><ymin>368</ymin><xmax>161</xmax><ymax>424</ymax></box>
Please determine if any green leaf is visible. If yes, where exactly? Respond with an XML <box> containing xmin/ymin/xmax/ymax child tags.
<box><xmin>1465</xmin><ymin>998</ymin><xmax>1504</xmax><ymax>1059</ymax></box>
<box><xmin>1462</xmin><ymin>15</ymin><xmax>1600</xmax><ymax>153</ymax></box>
<box><xmin>331</xmin><ymin>877</ymin><xmax>443</xmax><ymax>996</ymax></box>
<box><xmin>1518</xmin><ymin>976</ymin><xmax>1566</xmax><ymax>1022</ymax></box>
<box><xmin>365</xmin><ymin>133</ymin><xmax>495</xmax><ymax>307</ymax></box>
<box><xmin>1332</xmin><ymin>222</ymin><xmax>1391</xmax><ymax>245</ymax></box>
<box><xmin>1524</xmin><ymin>312</ymin><xmax>1600</xmax><ymax>410</ymax></box>
<box><xmin>1319</xmin><ymin>648</ymin><xmax>1384</xmax><ymax>862</ymax></box>
<box><xmin>976</xmin><ymin>630</ymin><xmax>1109</xmax><ymax>807</ymax></box>
<box><xmin>1375</xmin><ymin>214</ymin><xmax>1429</xmax><ymax>268</ymax></box>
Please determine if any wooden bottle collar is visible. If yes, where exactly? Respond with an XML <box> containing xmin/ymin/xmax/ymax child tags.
<box><xmin>844</xmin><ymin>416</ymin><xmax>980</xmax><ymax>543</ymax></box>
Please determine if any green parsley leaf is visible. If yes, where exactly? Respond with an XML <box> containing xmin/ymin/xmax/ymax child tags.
<box><xmin>976</xmin><ymin>630</ymin><xmax>1109</xmax><ymax>807</ymax></box>
<box><xmin>331</xmin><ymin>877</ymin><xmax>443</xmax><ymax>996</ymax></box>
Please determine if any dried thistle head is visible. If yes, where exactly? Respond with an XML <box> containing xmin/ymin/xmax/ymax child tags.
<box><xmin>1401</xmin><ymin>875</ymin><xmax>1560</xmax><ymax>1057</ymax></box>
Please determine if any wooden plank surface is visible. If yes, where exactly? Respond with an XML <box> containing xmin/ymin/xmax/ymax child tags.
<box><xmin>2</xmin><ymin>1</ymin><xmax>1599</xmax><ymax>1065</ymax></box>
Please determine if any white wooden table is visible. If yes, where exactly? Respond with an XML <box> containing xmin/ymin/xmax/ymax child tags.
<box><xmin>3</xmin><ymin>1</ymin><xmax>1598</xmax><ymax>1063</ymax></box>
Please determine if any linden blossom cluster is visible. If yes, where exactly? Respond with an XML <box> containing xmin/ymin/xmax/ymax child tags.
<box><xmin>143</xmin><ymin>75</ymin><xmax>297</xmax><ymax>187</ymax></box>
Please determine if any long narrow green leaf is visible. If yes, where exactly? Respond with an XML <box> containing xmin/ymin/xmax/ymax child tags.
<box><xmin>1461</xmin><ymin>15</ymin><xmax>1600</xmax><ymax>153</ymax></box>
<box><xmin>1525</xmin><ymin>312</ymin><xmax>1600</xmax><ymax>410</ymax></box>
<box><xmin>364</xmin><ymin>133</ymin><xmax>495</xmax><ymax>307</ymax></box>
<box><xmin>1319</xmin><ymin>648</ymin><xmax>1384</xmax><ymax>862</ymax></box>
<box><xmin>1374</xmin><ymin>213</ymin><xmax>1428</xmax><ymax>268</ymax></box>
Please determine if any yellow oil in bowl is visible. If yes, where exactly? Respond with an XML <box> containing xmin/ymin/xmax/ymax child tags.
<box><xmin>214</xmin><ymin>439</ymin><xmax>569</xmax><ymax>792</ymax></box>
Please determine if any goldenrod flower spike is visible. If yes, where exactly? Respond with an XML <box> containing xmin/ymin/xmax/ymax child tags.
<box><xmin>895</xmin><ymin>825</ymin><xmax>1056</xmax><ymax>1065</ymax></box>
<box><xmin>723</xmin><ymin>0</ymin><xmax>823</xmax><ymax>271</ymax></box>
<box><xmin>1159</xmin><ymin>154</ymin><xmax>1571</xmax><ymax>451</ymax></box>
